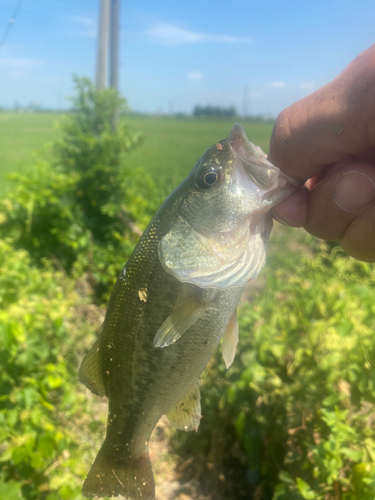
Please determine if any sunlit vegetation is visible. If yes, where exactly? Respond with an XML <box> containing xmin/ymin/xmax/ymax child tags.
<box><xmin>1</xmin><ymin>80</ymin><xmax>375</xmax><ymax>500</ymax></box>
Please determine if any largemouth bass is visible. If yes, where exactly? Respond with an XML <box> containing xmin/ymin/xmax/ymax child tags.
<box><xmin>79</xmin><ymin>124</ymin><xmax>299</xmax><ymax>499</ymax></box>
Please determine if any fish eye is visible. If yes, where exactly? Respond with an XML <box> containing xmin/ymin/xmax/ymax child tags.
<box><xmin>204</xmin><ymin>172</ymin><xmax>218</xmax><ymax>185</ymax></box>
<box><xmin>195</xmin><ymin>167</ymin><xmax>223</xmax><ymax>190</ymax></box>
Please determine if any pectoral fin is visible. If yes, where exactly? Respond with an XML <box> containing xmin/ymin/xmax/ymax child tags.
<box><xmin>166</xmin><ymin>380</ymin><xmax>201</xmax><ymax>431</ymax></box>
<box><xmin>222</xmin><ymin>311</ymin><xmax>239</xmax><ymax>369</ymax></box>
<box><xmin>79</xmin><ymin>338</ymin><xmax>106</xmax><ymax>397</ymax></box>
<box><xmin>153</xmin><ymin>296</ymin><xmax>210</xmax><ymax>348</ymax></box>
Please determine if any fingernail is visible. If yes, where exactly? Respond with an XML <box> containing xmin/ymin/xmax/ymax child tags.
<box><xmin>334</xmin><ymin>171</ymin><xmax>375</xmax><ymax>213</ymax></box>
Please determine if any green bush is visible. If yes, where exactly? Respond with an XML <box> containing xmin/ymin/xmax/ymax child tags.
<box><xmin>2</xmin><ymin>78</ymin><xmax>375</xmax><ymax>500</ymax></box>
<box><xmin>0</xmin><ymin>77</ymin><xmax>164</xmax><ymax>301</ymax></box>
<box><xmin>173</xmin><ymin>228</ymin><xmax>375</xmax><ymax>500</ymax></box>
<box><xmin>0</xmin><ymin>239</ymin><xmax>103</xmax><ymax>499</ymax></box>
<box><xmin>0</xmin><ymin>78</ymin><xmax>170</xmax><ymax>498</ymax></box>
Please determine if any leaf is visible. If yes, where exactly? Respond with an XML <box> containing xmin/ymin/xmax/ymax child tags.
<box><xmin>322</xmin><ymin>393</ymin><xmax>340</xmax><ymax>407</ymax></box>
<box><xmin>296</xmin><ymin>477</ymin><xmax>317</xmax><ymax>499</ymax></box>
<box><xmin>278</xmin><ymin>470</ymin><xmax>295</xmax><ymax>486</ymax></box>
<box><xmin>11</xmin><ymin>446</ymin><xmax>28</xmax><ymax>465</ymax></box>
<box><xmin>46</xmin><ymin>375</ymin><xmax>63</xmax><ymax>389</ymax></box>
<box><xmin>340</xmin><ymin>447</ymin><xmax>362</xmax><ymax>462</ymax></box>
<box><xmin>0</xmin><ymin>480</ymin><xmax>22</xmax><ymax>499</ymax></box>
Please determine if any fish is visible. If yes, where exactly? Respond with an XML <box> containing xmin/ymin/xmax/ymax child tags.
<box><xmin>79</xmin><ymin>124</ymin><xmax>300</xmax><ymax>499</ymax></box>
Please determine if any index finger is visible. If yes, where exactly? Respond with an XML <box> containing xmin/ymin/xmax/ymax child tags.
<box><xmin>267</xmin><ymin>44</ymin><xmax>375</xmax><ymax>180</ymax></box>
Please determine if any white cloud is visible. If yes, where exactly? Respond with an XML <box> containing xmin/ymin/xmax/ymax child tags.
<box><xmin>145</xmin><ymin>23</ymin><xmax>252</xmax><ymax>46</ymax></box>
<box><xmin>0</xmin><ymin>57</ymin><xmax>42</xmax><ymax>68</ymax></box>
<box><xmin>300</xmin><ymin>81</ymin><xmax>315</xmax><ymax>90</ymax></box>
<box><xmin>187</xmin><ymin>71</ymin><xmax>203</xmax><ymax>81</ymax></box>
<box><xmin>72</xmin><ymin>15</ymin><xmax>94</xmax><ymax>27</ymax></box>
<box><xmin>269</xmin><ymin>81</ymin><xmax>286</xmax><ymax>89</ymax></box>
<box><xmin>69</xmin><ymin>14</ymin><xmax>96</xmax><ymax>38</ymax></box>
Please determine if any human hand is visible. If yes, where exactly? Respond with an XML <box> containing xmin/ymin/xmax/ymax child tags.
<box><xmin>269</xmin><ymin>44</ymin><xmax>375</xmax><ymax>262</ymax></box>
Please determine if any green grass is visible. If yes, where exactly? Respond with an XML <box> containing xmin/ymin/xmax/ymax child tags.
<box><xmin>0</xmin><ymin>112</ymin><xmax>61</xmax><ymax>184</ymax></box>
<box><xmin>0</xmin><ymin>112</ymin><xmax>274</xmax><ymax>190</ymax></box>
<box><xmin>124</xmin><ymin>116</ymin><xmax>274</xmax><ymax>182</ymax></box>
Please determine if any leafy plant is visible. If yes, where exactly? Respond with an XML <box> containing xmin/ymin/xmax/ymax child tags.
<box><xmin>0</xmin><ymin>239</ymin><xmax>104</xmax><ymax>499</ymax></box>
<box><xmin>2</xmin><ymin>79</ymin><xmax>375</xmax><ymax>500</ymax></box>
<box><xmin>0</xmin><ymin>77</ymin><xmax>164</xmax><ymax>301</ymax></box>
<box><xmin>173</xmin><ymin>228</ymin><xmax>375</xmax><ymax>500</ymax></box>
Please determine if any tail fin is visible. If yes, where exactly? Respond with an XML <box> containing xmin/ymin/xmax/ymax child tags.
<box><xmin>82</xmin><ymin>440</ymin><xmax>155</xmax><ymax>499</ymax></box>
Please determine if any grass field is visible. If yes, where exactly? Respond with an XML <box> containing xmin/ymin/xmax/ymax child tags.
<box><xmin>123</xmin><ymin>116</ymin><xmax>274</xmax><ymax>181</ymax></box>
<box><xmin>0</xmin><ymin>112</ymin><xmax>61</xmax><ymax>185</ymax></box>
<box><xmin>0</xmin><ymin>112</ymin><xmax>274</xmax><ymax>190</ymax></box>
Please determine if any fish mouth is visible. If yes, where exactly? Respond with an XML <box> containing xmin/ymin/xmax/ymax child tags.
<box><xmin>228</xmin><ymin>123</ymin><xmax>302</xmax><ymax>208</ymax></box>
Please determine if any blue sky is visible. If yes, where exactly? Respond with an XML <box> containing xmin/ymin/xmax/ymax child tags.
<box><xmin>0</xmin><ymin>0</ymin><xmax>374</xmax><ymax>116</ymax></box>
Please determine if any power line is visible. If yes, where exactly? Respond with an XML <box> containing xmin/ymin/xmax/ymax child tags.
<box><xmin>0</xmin><ymin>0</ymin><xmax>25</xmax><ymax>52</ymax></box>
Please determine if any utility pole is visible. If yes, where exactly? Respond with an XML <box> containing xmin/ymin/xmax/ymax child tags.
<box><xmin>96</xmin><ymin>0</ymin><xmax>120</xmax><ymax>128</ymax></box>
<box><xmin>109</xmin><ymin>0</ymin><xmax>120</xmax><ymax>91</ymax></box>
<box><xmin>109</xmin><ymin>0</ymin><xmax>120</xmax><ymax>129</ymax></box>
<box><xmin>96</xmin><ymin>0</ymin><xmax>111</xmax><ymax>89</ymax></box>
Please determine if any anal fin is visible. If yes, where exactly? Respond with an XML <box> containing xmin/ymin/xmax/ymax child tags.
<box><xmin>222</xmin><ymin>310</ymin><xmax>239</xmax><ymax>369</ymax></box>
<box><xmin>166</xmin><ymin>380</ymin><xmax>201</xmax><ymax>431</ymax></box>
<box><xmin>79</xmin><ymin>338</ymin><xmax>106</xmax><ymax>397</ymax></box>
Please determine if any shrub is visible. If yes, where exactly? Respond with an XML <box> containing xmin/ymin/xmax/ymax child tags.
<box><xmin>0</xmin><ymin>240</ymin><xmax>103</xmax><ymax>499</ymax></box>
<box><xmin>0</xmin><ymin>77</ymin><xmax>164</xmax><ymax>301</ymax></box>
<box><xmin>173</xmin><ymin>228</ymin><xmax>375</xmax><ymax>500</ymax></box>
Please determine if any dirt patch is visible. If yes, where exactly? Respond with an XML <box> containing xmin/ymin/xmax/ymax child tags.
<box><xmin>151</xmin><ymin>417</ymin><xmax>211</xmax><ymax>500</ymax></box>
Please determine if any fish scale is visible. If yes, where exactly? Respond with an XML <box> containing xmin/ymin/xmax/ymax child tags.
<box><xmin>79</xmin><ymin>124</ymin><xmax>300</xmax><ymax>499</ymax></box>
